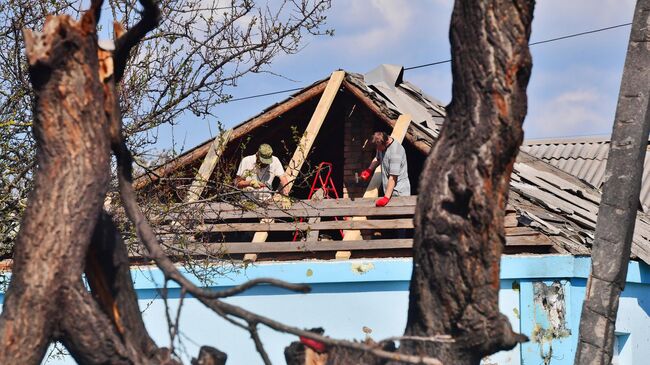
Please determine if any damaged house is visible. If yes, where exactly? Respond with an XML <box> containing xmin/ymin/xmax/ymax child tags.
<box><xmin>119</xmin><ymin>65</ymin><xmax>650</xmax><ymax>365</ymax></box>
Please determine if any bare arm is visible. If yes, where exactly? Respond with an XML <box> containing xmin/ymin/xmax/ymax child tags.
<box><xmin>234</xmin><ymin>176</ymin><xmax>265</xmax><ymax>189</ymax></box>
<box><xmin>278</xmin><ymin>175</ymin><xmax>290</xmax><ymax>195</ymax></box>
<box><xmin>384</xmin><ymin>175</ymin><xmax>397</xmax><ymax>199</ymax></box>
<box><xmin>367</xmin><ymin>157</ymin><xmax>379</xmax><ymax>171</ymax></box>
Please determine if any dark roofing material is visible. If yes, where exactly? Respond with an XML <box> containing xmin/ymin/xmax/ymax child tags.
<box><xmin>522</xmin><ymin>136</ymin><xmax>650</xmax><ymax>212</ymax></box>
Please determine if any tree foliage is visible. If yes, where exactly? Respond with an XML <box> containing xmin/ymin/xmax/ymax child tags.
<box><xmin>0</xmin><ymin>0</ymin><xmax>332</xmax><ymax>256</ymax></box>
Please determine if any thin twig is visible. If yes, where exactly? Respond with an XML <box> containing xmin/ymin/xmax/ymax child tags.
<box><xmin>249</xmin><ymin>323</ymin><xmax>272</xmax><ymax>365</ymax></box>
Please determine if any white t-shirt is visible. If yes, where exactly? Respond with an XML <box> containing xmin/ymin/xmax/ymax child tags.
<box><xmin>236</xmin><ymin>155</ymin><xmax>285</xmax><ymax>200</ymax></box>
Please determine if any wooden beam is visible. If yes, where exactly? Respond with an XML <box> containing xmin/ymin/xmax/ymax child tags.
<box><xmin>154</xmin><ymin>234</ymin><xmax>553</xmax><ymax>256</ymax></box>
<box><xmin>185</xmin><ymin>129</ymin><xmax>232</xmax><ymax>203</ymax></box>
<box><xmin>133</xmin><ymin>80</ymin><xmax>329</xmax><ymax>190</ymax></box>
<box><xmin>193</xmin><ymin>218</ymin><xmax>413</xmax><ymax>233</ymax></box>
<box><xmin>205</xmin><ymin>195</ymin><xmax>417</xmax><ymax>212</ymax></box>
<box><xmin>198</xmin><ymin>205</ymin><xmax>416</xmax><ymax>220</ymax></box>
<box><xmin>245</xmin><ymin>71</ymin><xmax>346</xmax><ymax>262</ymax></box>
<box><xmin>284</xmin><ymin>70</ymin><xmax>346</xmax><ymax>192</ymax></box>
<box><xmin>342</xmin><ymin>114</ymin><xmax>412</xmax><ymax>244</ymax></box>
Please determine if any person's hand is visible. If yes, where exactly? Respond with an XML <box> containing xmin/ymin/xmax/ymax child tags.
<box><xmin>375</xmin><ymin>196</ymin><xmax>390</xmax><ymax>207</ymax></box>
<box><xmin>360</xmin><ymin>169</ymin><xmax>372</xmax><ymax>182</ymax></box>
<box><xmin>274</xmin><ymin>194</ymin><xmax>292</xmax><ymax>209</ymax></box>
<box><xmin>250</xmin><ymin>180</ymin><xmax>263</xmax><ymax>189</ymax></box>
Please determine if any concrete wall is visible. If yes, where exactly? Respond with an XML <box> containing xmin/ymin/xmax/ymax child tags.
<box><xmin>0</xmin><ymin>255</ymin><xmax>648</xmax><ymax>365</ymax></box>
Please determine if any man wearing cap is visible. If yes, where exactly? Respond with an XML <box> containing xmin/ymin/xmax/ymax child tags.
<box><xmin>235</xmin><ymin>144</ymin><xmax>289</xmax><ymax>201</ymax></box>
<box><xmin>359</xmin><ymin>131</ymin><xmax>411</xmax><ymax>207</ymax></box>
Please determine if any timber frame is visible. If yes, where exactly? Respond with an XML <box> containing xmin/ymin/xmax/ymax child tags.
<box><xmin>134</xmin><ymin>67</ymin><xmax>650</xmax><ymax>264</ymax></box>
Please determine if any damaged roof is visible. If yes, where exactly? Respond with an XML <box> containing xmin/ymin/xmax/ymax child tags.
<box><xmin>522</xmin><ymin>136</ymin><xmax>650</xmax><ymax>212</ymax></box>
<box><xmin>135</xmin><ymin>65</ymin><xmax>650</xmax><ymax>264</ymax></box>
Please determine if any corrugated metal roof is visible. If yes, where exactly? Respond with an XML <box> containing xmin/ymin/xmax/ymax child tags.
<box><xmin>522</xmin><ymin>136</ymin><xmax>650</xmax><ymax>211</ymax></box>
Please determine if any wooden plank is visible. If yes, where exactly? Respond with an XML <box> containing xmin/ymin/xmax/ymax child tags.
<box><xmin>133</xmin><ymin>80</ymin><xmax>329</xmax><ymax>190</ymax></box>
<box><xmin>305</xmin><ymin>217</ymin><xmax>320</xmax><ymax>241</ymax></box>
<box><xmin>205</xmin><ymin>195</ymin><xmax>417</xmax><ymax>212</ymax></box>
<box><xmin>195</xmin><ymin>239</ymin><xmax>414</xmax><ymax>255</ymax></box>
<box><xmin>244</xmin><ymin>217</ymin><xmax>272</xmax><ymax>262</ymax></box>
<box><xmin>504</xmin><ymin>213</ymin><xmax>518</xmax><ymax>227</ymax></box>
<box><xmin>156</xmin><ymin>234</ymin><xmax>553</xmax><ymax>256</ymax></box>
<box><xmin>343</xmin><ymin>114</ymin><xmax>413</xmax><ymax>243</ymax></box>
<box><xmin>195</xmin><ymin>205</ymin><xmax>416</xmax><ymax>220</ymax></box>
<box><xmin>504</xmin><ymin>234</ymin><xmax>554</xmax><ymax>246</ymax></box>
<box><xmin>504</xmin><ymin>226</ymin><xmax>547</xmax><ymax>236</ymax></box>
<box><xmin>247</xmin><ymin>71</ymin><xmax>346</xmax><ymax>261</ymax></box>
<box><xmin>283</xmin><ymin>71</ymin><xmax>346</xmax><ymax>192</ymax></box>
<box><xmin>185</xmin><ymin>129</ymin><xmax>232</xmax><ymax>203</ymax></box>
<box><xmin>194</xmin><ymin>218</ymin><xmax>414</xmax><ymax>233</ymax></box>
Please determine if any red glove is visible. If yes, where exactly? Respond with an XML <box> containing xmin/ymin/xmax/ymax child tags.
<box><xmin>299</xmin><ymin>336</ymin><xmax>327</xmax><ymax>353</ymax></box>
<box><xmin>360</xmin><ymin>169</ymin><xmax>372</xmax><ymax>181</ymax></box>
<box><xmin>375</xmin><ymin>196</ymin><xmax>390</xmax><ymax>207</ymax></box>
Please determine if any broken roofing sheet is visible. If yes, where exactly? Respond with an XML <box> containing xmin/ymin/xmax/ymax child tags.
<box><xmin>522</xmin><ymin>136</ymin><xmax>650</xmax><ymax>212</ymax></box>
<box><xmin>510</xmin><ymin>152</ymin><xmax>650</xmax><ymax>263</ymax></box>
<box><xmin>348</xmin><ymin>64</ymin><xmax>446</xmax><ymax>135</ymax></box>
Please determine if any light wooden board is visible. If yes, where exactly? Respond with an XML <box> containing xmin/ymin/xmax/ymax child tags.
<box><xmin>283</xmin><ymin>70</ymin><xmax>346</xmax><ymax>192</ymax></box>
<box><xmin>205</xmin><ymin>195</ymin><xmax>417</xmax><ymax>213</ymax></box>
<box><xmin>246</xmin><ymin>71</ymin><xmax>346</xmax><ymax>261</ymax></box>
<box><xmin>185</xmin><ymin>129</ymin><xmax>232</xmax><ymax>203</ymax></box>
<box><xmin>194</xmin><ymin>218</ymin><xmax>414</xmax><ymax>233</ymax></box>
<box><xmin>201</xmin><ymin>205</ymin><xmax>415</xmax><ymax>220</ymax></box>
<box><xmin>153</xmin><ymin>235</ymin><xmax>552</xmax><ymax>257</ymax></box>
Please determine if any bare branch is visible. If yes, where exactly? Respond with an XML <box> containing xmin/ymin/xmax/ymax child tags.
<box><xmin>113</xmin><ymin>0</ymin><xmax>160</xmax><ymax>82</ymax></box>
<box><xmin>198</xmin><ymin>297</ymin><xmax>444</xmax><ymax>365</ymax></box>
<box><xmin>249</xmin><ymin>324</ymin><xmax>272</xmax><ymax>365</ymax></box>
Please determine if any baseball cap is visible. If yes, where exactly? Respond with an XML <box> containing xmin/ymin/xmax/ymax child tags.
<box><xmin>257</xmin><ymin>144</ymin><xmax>274</xmax><ymax>165</ymax></box>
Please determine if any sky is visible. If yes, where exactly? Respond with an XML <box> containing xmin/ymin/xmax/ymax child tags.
<box><xmin>151</xmin><ymin>0</ymin><xmax>638</xmax><ymax>155</ymax></box>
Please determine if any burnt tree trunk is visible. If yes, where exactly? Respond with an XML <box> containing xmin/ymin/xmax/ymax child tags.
<box><xmin>575</xmin><ymin>1</ymin><xmax>650</xmax><ymax>363</ymax></box>
<box><xmin>0</xmin><ymin>7</ymin><xmax>172</xmax><ymax>365</ymax></box>
<box><xmin>403</xmin><ymin>1</ymin><xmax>534</xmax><ymax>364</ymax></box>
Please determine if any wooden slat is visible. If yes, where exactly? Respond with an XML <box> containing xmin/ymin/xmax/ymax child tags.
<box><xmin>205</xmin><ymin>195</ymin><xmax>417</xmax><ymax>213</ymax></box>
<box><xmin>504</xmin><ymin>234</ymin><xmax>554</xmax><ymax>246</ymax></box>
<box><xmin>504</xmin><ymin>213</ymin><xmax>518</xmax><ymax>227</ymax></box>
<box><xmin>343</xmin><ymin>114</ymin><xmax>413</xmax><ymax>243</ymax></box>
<box><xmin>156</xmin><ymin>234</ymin><xmax>554</xmax><ymax>256</ymax></box>
<box><xmin>185</xmin><ymin>129</ymin><xmax>232</xmax><ymax>203</ymax></box>
<box><xmin>196</xmin><ymin>205</ymin><xmax>416</xmax><ymax>220</ymax></box>
<box><xmin>247</xmin><ymin>71</ymin><xmax>346</xmax><ymax>261</ymax></box>
<box><xmin>195</xmin><ymin>239</ymin><xmax>413</xmax><ymax>254</ymax></box>
<box><xmin>194</xmin><ymin>218</ymin><xmax>413</xmax><ymax>233</ymax></box>
<box><xmin>504</xmin><ymin>226</ymin><xmax>546</xmax><ymax>236</ymax></box>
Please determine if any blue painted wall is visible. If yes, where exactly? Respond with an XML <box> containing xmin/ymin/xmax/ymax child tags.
<box><xmin>1</xmin><ymin>255</ymin><xmax>648</xmax><ymax>364</ymax></box>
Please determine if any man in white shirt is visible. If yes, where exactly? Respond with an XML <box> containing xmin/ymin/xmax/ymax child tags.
<box><xmin>235</xmin><ymin>143</ymin><xmax>289</xmax><ymax>201</ymax></box>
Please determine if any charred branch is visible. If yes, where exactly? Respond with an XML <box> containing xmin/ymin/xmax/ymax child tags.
<box><xmin>404</xmin><ymin>1</ymin><xmax>534</xmax><ymax>364</ymax></box>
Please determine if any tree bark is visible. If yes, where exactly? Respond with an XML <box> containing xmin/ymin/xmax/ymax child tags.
<box><xmin>403</xmin><ymin>1</ymin><xmax>534</xmax><ymax>364</ymax></box>
<box><xmin>0</xmin><ymin>8</ymin><xmax>173</xmax><ymax>365</ymax></box>
<box><xmin>575</xmin><ymin>1</ymin><xmax>650</xmax><ymax>363</ymax></box>
<box><xmin>0</xmin><ymin>12</ymin><xmax>112</xmax><ymax>364</ymax></box>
